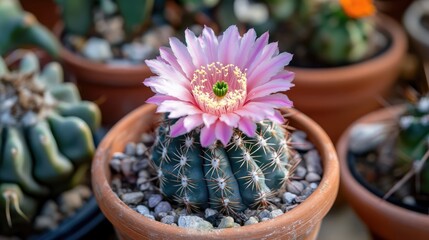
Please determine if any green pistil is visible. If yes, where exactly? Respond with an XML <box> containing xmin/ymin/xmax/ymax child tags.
<box><xmin>213</xmin><ymin>81</ymin><xmax>228</xmax><ymax>97</ymax></box>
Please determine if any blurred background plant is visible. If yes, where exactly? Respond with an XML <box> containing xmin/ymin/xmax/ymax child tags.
<box><xmin>0</xmin><ymin>0</ymin><xmax>59</xmax><ymax>57</ymax></box>
<box><xmin>181</xmin><ymin>0</ymin><xmax>383</xmax><ymax>67</ymax></box>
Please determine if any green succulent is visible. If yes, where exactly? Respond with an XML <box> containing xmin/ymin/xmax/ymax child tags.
<box><xmin>151</xmin><ymin>118</ymin><xmax>292</xmax><ymax>214</ymax></box>
<box><xmin>0</xmin><ymin>0</ymin><xmax>60</xmax><ymax>57</ymax></box>
<box><xmin>395</xmin><ymin>96</ymin><xmax>429</xmax><ymax>196</ymax></box>
<box><xmin>56</xmin><ymin>0</ymin><xmax>155</xmax><ymax>38</ymax></box>
<box><xmin>0</xmin><ymin>52</ymin><xmax>101</xmax><ymax>233</ymax></box>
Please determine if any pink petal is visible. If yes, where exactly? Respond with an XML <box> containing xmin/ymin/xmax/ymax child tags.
<box><xmin>247</xmin><ymin>73</ymin><xmax>294</xmax><ymax>100</ymax></box>
<box><xmin>146</xmin><ymin>94</ymin><xmax>177</xmax><ymax>105</ymax></box>
<box><xmin>215</xmin><ymin>120</ymin><xmax>233</xmax><ymax>146</ymax></box>
<box><xmin>185</xmin><ymin>29</ymin><xmax>207</xmax><ymax>67</ymax></box>
<box><xmin>170</xmin><ymin>118</ymin><xmax>187</xmax><ymax>137</ymax></box>
<box><xmin>145</xmin><ymin>59</ymin><xmax>190</xmax><ymax>89</ymax></box>
<box><xmin>219</xmin><ymin>112</ymin><xmax>240</xmax><ymax>127</ymax></box>
<box><xmin>169</xmin><ymin>37</ymin><xmax>195</xmax><ymax>78</ymax></box>
<box><xmin>183</xmin><ymin>114</ymin><xmax>203</xmax><ymax>131</ymax></box>
<box><xmin>238</xmin><ymin>117</ymin><xmax>257</xmax><ymax>137</ymax></box>
<box><xmin>247</xmin><ymin>42</ymin><xmax>279</xmax><ymax>73</ymax></box>
<box><xmin>200</xmin><ymin>124</ymin><xmax>217</xmax><ymax>147</ymax></box>
<box><xmin>236</xmin><ymin>29</ymin><xmax>257</xmax><ymax>69</ymax></box>
<box><xmin>158</xmin><ymin>100</ymin><xmax>201</xmax><ymax>118</ymax></box>
<box><xmin>144</xmin><ymin>77</ymin><xmax>194</xmax><ymax>102</ymax></box>
<box><xmin>202</xmin><ymin>113</ymin><xmax>218</xmax><ymax>127</ymax></box>
<box><xmin>201</xmin><ymin>26</ymin><xmax>219</xmax><ymax>64</ymax></box>
<box><xmin>244</xmin><ymin>31</ymin><xmax>269</xmax><ymax>69</ymax></box>
<box><xmin>267</xmin><ymin>110</ymin><xmax>285</xmax><ymax>124</ymax></box>
<box><xmin>218</xmin><ymin>25</ymin><xmax>240</xmax><ymax>65</ymax></box>
<box><xmin>247</xmin><ymin>52</ymin><xmax>293</xmax><ymax>90</ymax></box>
<box><xmin>159</xmin><ymin>47</ymin><xmax>185</xmax><ymax>75</ymax></box>
<box><xmin>235</xmin><ymin>102</ymin><xmax>274</xmax><ymax>122</ymax></box>
<box><xmin>250</xmin><ymin>93</ymin><xmax>293</xmax><ymax>108</ymax></box>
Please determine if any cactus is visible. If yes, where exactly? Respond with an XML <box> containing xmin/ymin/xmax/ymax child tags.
<box><xmin>0</xmin><ymin>0</ymin><xmax>60</xmax><ymax>57</ymax></box>
<box><xmin>56</xmin><ymin>0</ymin><xmax>155</xmax><ymax>38</ymax></box>
<box><xmin>393</xmin><ymin>96</ymin><xmax>429</xmax><ymax>196</ymax></box>
<box><xmin>151</xmin><ymin>118</ymin><xmax>292</xmax><ymax>214</ymax></box>
<box><xmin>0</xmin><ymin>52</ymin><xmax>101</xmax><ymax>233</ymax></box>
<box><xmin>309</xmin><ymin>1</ymin><xmax>376</xmax><ymax>65</ymax></box>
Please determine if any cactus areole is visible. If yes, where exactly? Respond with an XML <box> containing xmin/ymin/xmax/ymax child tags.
<box><xmin>0</xmin><ymin>52</ymin><xmax>100</xmax><ymax>231</ymax></box>
<box><xmin>144</xmin><ymin>26</ymin><xmax>296</xmax><ymax>214</ymax></box>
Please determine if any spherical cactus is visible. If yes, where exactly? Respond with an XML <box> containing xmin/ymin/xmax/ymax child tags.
<box><xmin>310</xmin><ymin>1</ymin><xmax>376</xmax><ymax>65</ymax></box>
<box><xmin>0</xmin><ymin>52</ymin><xmax>101</xmax><ymax>232</ymax></box>
<box><xmin>394</xmin><ymin>96</ymin><xmax>429</xmax><ymax>196</ymax></box>
<box><xmin>151</xmin><ymin>118</ymin><xmax>292</xmax><ymax>214</ymax></box>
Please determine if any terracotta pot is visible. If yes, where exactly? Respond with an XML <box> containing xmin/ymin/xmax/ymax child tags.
<box><xmin>54</xmin><ymin>24</ymin><xmax>154</xmax><ymax>127</ymax></box>
<box><xmin>92</xmin><ymin>104</ymin><xmax>339</xmax><ymax>240</ymax></box>
<box><xmin>404</xmin><ymin>0</ymin><xmax>429</xmax><ymax>60</ymax></box>
<box><xmin>287</xmin><ymin>14</ymin><xmax>407</xmax><ymax>144</ymax></box>
<box><xmin>337</xmin><ymin>105</ymin><xmax>429</xmax><ymax>240</ymax></box>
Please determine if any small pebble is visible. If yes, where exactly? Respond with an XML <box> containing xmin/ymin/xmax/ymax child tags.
<box><xmin>136</xmin><ymin>143</ymin><xmax>147</xmax><ymax>156</ymax></box>
<box><xmin>161</xmin><ymin>215</ymin><xmax>175</xmax><ymax>224</ymax></box>
<box><xmin>178</xmin><ymin>216</ymin><xmax>213</xmax><ymax>230</ymax></box>
<box><xmin>282</xmin><ymin>192</ymin><xmax>297</xmax><ymax>204</ymax></box>
<box><xmin>136</xmin><ymin>205</ymin><xmax>150</xmax><ymax>215</ymax></box>
<box><xmin>305</xmin><ymin>172</ymin><xmax>321</xmax><ymax>182</ymax></box>
<box><xmin>74</xmin><ymin>185</ymin><xmax>92</xmax><ymax>199</ymax></box>
<box><xmin>402</xmin><ymin>196</ymin><xmax>416</xmax><ymax>206</ymax></box>
<box><xmin>271</xmin><ymin>209</ymin><xmax>284</xmax><ymax>218</ymax></box>
<box><xmin>261</xmin><ymin>218</ymin><xmax>270</xmax><ymax>222</ymax></box>
<box><xmin>244</xmin><ymin>217</ymin><xmax>259</xmax><ymax>225</ymax></box>
<box><xmin>257</xmin><ymin>209</ymin><xmax>271</xmax><ymax>220</ymax></box>
<box><xmin>218</xmin><ymin>216</ymin><xmax>235</xmax><ymax>228</ymax></box>
<box><xmin>59</xmin><ymin>190</ymin><xmax>84</xmax><ymax>216</ymax></box>
<box><xmin>125</xmin><ymin>143</ymin><xmax>136</xmax><ymax>156</ymax></box>
<box><xmin>121</xmin><ymin>192</ymin><xmax>144</xmax><ymax>205</ymax></box>
<box><xmin>305</xmin><ymin>150</ymin><xmax>323</xmax><ymax>175</ymax></box>
<box><xmin>133</xmin><ymin>159</ymin><xmax>149</xmax><ymax>172</ymax></box>
<box><xmin>310</xmin><ymin>183</ymin><xmax>318</xmax><ymax>189</ymax></box>
<box><xmin>148</xmin><ymin>194</ymin><xmax>163</xmax><ymax>208</ymax></box>
<box><xmin>141</xmin><ymin>133</ymin><xmax>155</xmax><ymax>145</ymax></box>
<box><xmin>82</xmin><ymin>38</ymin><xmax>112</xmax><ymax>62</ymax></box>
<box><xmin>294</xmin><ymin>166</ymin><xmax>307</xmax><ymax>179</ymax></box>
<box><xmin>34</xmin><ymin>216</ymin><xmax>57</xmax><ymax>231</ymax></box>
<box><xmin>287</xmin><ymin>181</ymin><xmax>304</xmax><ymax>195</ymax></box>
<box><xmin>154</xmin><ymin>201</ymin><xmax>172</xmax><ymax>215</ymax></box>
<box><xmin>144</xmin><ymin>214</ymin><xmax>155</xmax><ymax>220</ymax></box>
<box><xmin>204</xmin><ymin>208</ymin><xmax>218</xmax><ymax>218</ymax></box>
<box><xmin>121</xmin><ymin>157</ymin><xmax>136</xmax><ymax>177</ymax></box>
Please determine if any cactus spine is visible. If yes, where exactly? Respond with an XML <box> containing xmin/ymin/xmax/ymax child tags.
<box><xmin>0</xmin><ymin>52</ymin><xmax>101</xmax><ymax>233</ymax></box>
<box><xmin>151</xmin><ymin>118</ymin><xmax>292</xmax><ymax>214</ymax></box>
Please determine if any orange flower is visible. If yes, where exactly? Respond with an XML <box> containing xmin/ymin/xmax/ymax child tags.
<box><xmin>340</xmin><ymin>0</ymin><xmax>376</xmax><ymax>18</ymax></box>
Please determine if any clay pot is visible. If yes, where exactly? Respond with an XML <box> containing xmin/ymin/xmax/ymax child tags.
<box><xmin>92</xmin><ymin>104</ymin><xmax>340</xmax><ymax>240</ymax></box>
<box><xmin>404</xmin><ymin>0</ymin><xmax>429</xmax><ymax>60</ymax></box>
<box><xmin>287</xmin><ymin>14</ymin><xmax>407</xmax><ymax>143</ymax></box>
<box><xmin>337</xmin><ymin>106</ymin><xmax>429</xmax><ymax>240</ymax></box>
<box><xmin>54</xmin><ymin>24</ymin><xmax>154</xmax><ymax>127</ymax></box>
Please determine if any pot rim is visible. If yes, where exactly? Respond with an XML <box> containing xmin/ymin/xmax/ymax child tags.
<box><xmin>287</xmin><ymin>14</ymin><xmax>407</xmax><ymax>86</ymax></box>
<box><xmin>337</xmin><ymin>105</ymin><xmax>429</xmax><ymax>231</ymax></box>
<box><xmin>403</xmin><ymin>0</ymin><xmax>429</xmax><ymax>47</ymax></box>
<box><xmin>92</xmin><ymin>104</ymin><xmax>339</xmax><ymax>239</ymax></box>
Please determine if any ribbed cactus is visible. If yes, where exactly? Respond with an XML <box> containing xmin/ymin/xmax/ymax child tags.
<box><xmin>56</xmin><ymin>0</ymin><xmax>155</xmax><ymax>38</ymax></box>
<box><xmin>309</xmin><ymin>1</ymin><xmax>375</xmax><ymax>65</ymax></box>
<box><xmin>0</xmin><ymin>52</ymin><xmax>100</xmax><ymax>233</ymax></box>
<box><xmin>0</xmin><ymin>0</ymin><xmax>60</xmax><ymax>57</ymax></box>
<box><xmin>395</xmin><ymin>96</ymin><xmax>429</xmax><ymax>196</ymax></box>
<box><xmin>151</xmin><ymin>118</ymin><xmax>291</xmax><ymax>214</ymax></box>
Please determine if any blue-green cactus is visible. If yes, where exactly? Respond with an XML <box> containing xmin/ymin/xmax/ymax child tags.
<box><xmin>0</xmin><ymin>52</ymin><xmax>101</xmax><ymax>233</ymax></box>
<box><xmin>151</xmin><ymin>118</ymin><xmax>291</xmax><ymax>214</ymax></box>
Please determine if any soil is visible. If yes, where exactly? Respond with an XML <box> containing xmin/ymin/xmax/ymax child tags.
<box><xmin>348</xmin><ymin>151</ymin><xmax>429</xmax><ymax>213</ymax></box>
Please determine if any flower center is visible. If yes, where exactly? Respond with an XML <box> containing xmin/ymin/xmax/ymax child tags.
<box><xmin>191</xmin><ymin>62</ymin><xmax>247</xmax><ymax>115</ymax></box>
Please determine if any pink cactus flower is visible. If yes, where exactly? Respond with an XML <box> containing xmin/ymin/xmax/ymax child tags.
<box><xmin>144</xmin><ymin>26</ymin><xmax>294</xmax><ymax>147</ymax></box>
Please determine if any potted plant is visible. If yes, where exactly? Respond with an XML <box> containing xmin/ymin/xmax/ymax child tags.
<box><xmin>0</xmin><ymin>0</ymin><xmax>59</xmax><ymax>57</ymax></box>
<box><xmin>54</xmin><ymin>0</ymin><xmax>213</xmax><ymax>127</ymax></box>
<box><xmin>92</xmin><ymin>25</ymin><xmax>339</xmax><ymax>239</ymax></box>
<box><xmin>337</xmin><ymin>93</ymin><xmax>429</xmax><ymax>239</ymax></box>
<box><xmin>0</xmin><ymin>51</ymin><xmax>104</xmax><ymax>239</ymax></box>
